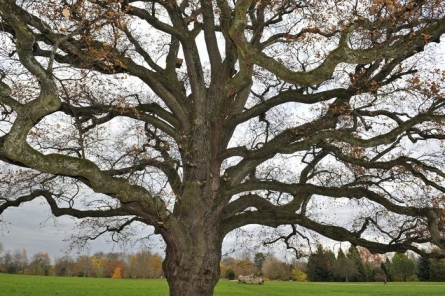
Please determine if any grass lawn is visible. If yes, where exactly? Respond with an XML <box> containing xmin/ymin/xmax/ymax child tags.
<box><xmin>216</xmin><ymin>281</ymin><xmax>445</xmax><ymax>296</ymax></box>
<box><xmin>1</xmin><ymin>274</ymin><xmax>445</xmax><ymax>295</ymax></box>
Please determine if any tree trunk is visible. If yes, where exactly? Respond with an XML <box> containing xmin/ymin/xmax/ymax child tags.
<box><xmin>162</xmin><ymin>220</ymin><xmax>223</xmax><ymax>296</ymax></box>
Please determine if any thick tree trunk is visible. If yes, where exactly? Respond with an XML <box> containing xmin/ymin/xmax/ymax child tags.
<box><xmin>162</xmin><ymin>221</ymin><xmax>223</xmax><ymax>296</ymax></box>
<box><xmin>161</xmin><ymin>120</ymin><xmax>225</xmax><ymax>295</ymax></box>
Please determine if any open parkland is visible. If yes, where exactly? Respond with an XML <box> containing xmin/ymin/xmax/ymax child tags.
<box><xmin>1</xmin><ymin>274</ymin><xmax>445</xmax><ymax>295</ymax></box>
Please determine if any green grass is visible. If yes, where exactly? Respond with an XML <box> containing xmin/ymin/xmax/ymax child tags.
<box><xmin>216</xmin><ymin>281</ymin><xmax>445</xmax><ymax>296</ymax></box>
<box><xmin>1</xmin><ymin>274</ymin><xmax>445</xmax><ymax>295</ymax></box>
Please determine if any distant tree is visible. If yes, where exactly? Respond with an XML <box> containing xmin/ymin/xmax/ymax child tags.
<box><xmin>12</xmin><ymin>249</ymin><xmax>28</xmax><ymax>274</ymax></box>
<box><xmin>430</xmin><ymin>258</ymin><xmax>445</xmax><ymax>281</ymax></box>
<box><xmin>127</xmin><ymin>249</ymin><xmax>163</xmax><ymax>279</ymax></box>
<box><xmin>220</xmin><ymin>257</ymin><xmax>237</xmax><ymax>279</ymax></box>
<box><xmin>417</xmin><ymin>253</ymin><xmax>431</xmax><ymax>281</ymax></box>
<box><xmin>391</xmin><ymin>253</ymin><xmax>416</xmax><ymax>282</ymax></box>
<box><xmin>21</xmin><ymin>249</ymin><xmax>28</xmax><ymax>274</ymax></box>
<box><xmin>90</xmin><ymin>253</ymin><xmax>107</xmax><ymax>278</ymax></box>
<box><xmin>337</xmin><ymin>248</ymin><xmax>346</xmax><ymax>259</ymax></box>
<box><xmin>347</xmin><ymin>246</ymin><xmax>367</xmax><ymax>281</ymax></box>
<box><xmin>221</xmin><ymin>257</ymin><xmax>237</xmax><ymax>269</ymax></box>
<box><xmin>359</xmin><ymin>247</ymin><xmax>384</xmax><ymax>268</ymax></box>
<box><xmin>220</xmin><ymin>257</ymin><xmax>233</xmax><ymax>279</ymax></box>
<box><xmin>149</xmin><ymin>254</ymin><xmax>163</xmax><ymax>278</ymax></box>
<box><xmin>55</xmin><ymin>255</ymin><xmax>76</xmax><ymax>277</ymax></box>
<box><xmin>1</xmin><ymin>250</ymin><xmax>14</xmax><ymax>274</ymax></box>
<box><xmin>262</xmin><ymin>256</ymin><xmax>291</xmax><ymax>280</ymax></box>
<box><xmin>371</xmin><ymin>266</ymin><xmax>387</xmax><ymax>282</ymax></box>
<box><xmin>102</xmin><ymin>252</ymin><xmax>127</xmax><ymax>278</ymax></box>
<box><xmin>73</xmin><ymin>255</ymin><xmax>91</xmax><ymax>277</ymax></box>
<box><xmin>381</xmin><ymin>258</ymin><xmax>393</xmax><ymax>282</ymax></box>
<box><xmin>225</xmin><ymin>268</ymin><xmax>235</xmax><ymax>280</ymax></box>
<box><xmin>290</xmin><ymin>258</ymin><xmax>308</xmax><ymax>273</ymax></box>
<box><xmin>307</xmin><ymin>245</ymin><xmax>334</xmax><ymax>282</ymax></box>
<box><xmin>29</xmin><ymin>252</ymin><xmax>51</xmax><ymax>276</ymax></box>
<box><xmin>112</xmin><ymin>267</ymin><xmax>122</xmax><ymax>279</ymax></box>
<box><xmin>332</xmin><ymin>257</ymin><xmax>358</xmax><ymax>282</ymax></box>
<box><xmin>233</xmin><ymin>258</ymin><xmax>256</xmax><ymax>277</ymax></box>
<box><xmin>357</xmin><ymin>247</ymin><xmax>387</xmax><ymax>282</ymax></box>
<box><xmin>254</xmin><ymin>252</ymin><xmax>267</xmax><ymax>273</ymax></box>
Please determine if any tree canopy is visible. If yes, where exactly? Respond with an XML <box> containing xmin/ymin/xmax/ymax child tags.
<box><xmin>1</xmin><ymin>0</ymin><xmax>445</xmax><ymax>295</ymax></box>
<box><xmin>391</xmin><ymin>252</ymin><xmax>416</xmax><ymax>281</ymax></box>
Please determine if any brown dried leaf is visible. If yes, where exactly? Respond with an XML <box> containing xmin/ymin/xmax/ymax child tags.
<box><xmin>62</xmin><ymin>8</ymin><xmax>70</xmax><ymax>19</ymax></box>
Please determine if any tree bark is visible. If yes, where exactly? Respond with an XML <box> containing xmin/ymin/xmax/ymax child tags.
<box><xmin>162</xmin><ymin>220</ymin><xmax>223</xmax><ymax>296</ymax></box>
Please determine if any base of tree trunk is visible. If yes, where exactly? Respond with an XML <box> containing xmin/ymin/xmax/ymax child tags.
<box><xmin>163</xmin><ymin>228</ymin><xmax>222</xmax><ymax>296</ymax></box>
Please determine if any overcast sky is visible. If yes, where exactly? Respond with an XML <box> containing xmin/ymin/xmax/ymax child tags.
<box><xmin>0</xmin><ymin>197</ymin><xmax>261</xmax><ymax>261</ymax></box>
<box><xmin>0</xmin><ymin>198</ymin><xmax>127</xmax><ymax>260</ymax></box>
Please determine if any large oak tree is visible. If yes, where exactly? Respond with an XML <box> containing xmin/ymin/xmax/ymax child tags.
<box><xmin>1</xmin><ymin>0</ymin><xmax>445</xmax><ymax>294</ymax></box>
